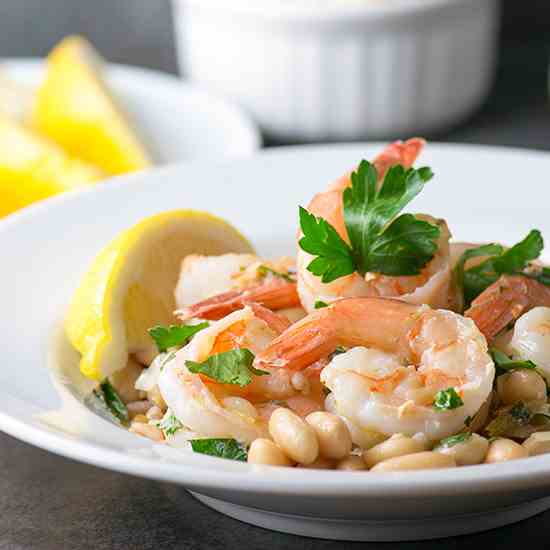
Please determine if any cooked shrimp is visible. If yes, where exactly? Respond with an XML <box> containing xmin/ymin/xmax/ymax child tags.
<box><xmin>466</xmin><ymin>275</ymin><xmax>550</xmax><ymax>342</ymax></box>
<box><xmin>156</xmin><ymin>306</ymin><xmax>322</xmax><ymax>442</ymax></box>
<box><xmin>297</xmin><ymin>139</ymin><xmax>453</xmax><ymax>312</ymax></box>
<box><xmin>175</xmin><ymin>254</ymin><xmax>301</xmax><ymax>321</ymax></box>
<box><xmin>257</xmin><ymin>298</ymin><xmax>494</xmax><ymax>440</ymax></box>
<box><xmin>509</xmin><ymin>306</ymin><xmax>550</xmax><ymax>380</ymax></box>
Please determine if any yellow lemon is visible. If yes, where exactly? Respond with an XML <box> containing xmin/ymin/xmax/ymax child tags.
<box><xmin>64</xmin><ymin>210</ymin><xmax>254</xmax><ymax>381</ymax></box>
<box><xmin>31</xmin><ymin>35</ymin><xmax>151</xmax><ymax>175</ymax></box>
<box><xmin>0</xmin><ymin>115</ymin><xmax>101</xmax><ymax>217</ymax></box>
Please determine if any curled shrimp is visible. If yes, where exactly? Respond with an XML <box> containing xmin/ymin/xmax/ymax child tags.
<box><xmin>466</xmin><ymin>275</ymin><xmax>550</xmax><ymax>342</ymax></box>
<box><xmin>257</xmin><ymin>297</ymin><xmax>494</xmax><ymax>440</ymax></box>
<box><xmin>175</xmin><ymin>254</ymin><xmax>302</xmax><ymax>321</ymax></box>
<box><xmin>157</xmin><ymin>305</ymin><xmax>322</xmax><ymax>442</ymax></box>
<box><xmin>297</xmin><ymin>139</ymin><xmax>453</xmax><ymax>312</ymax></box>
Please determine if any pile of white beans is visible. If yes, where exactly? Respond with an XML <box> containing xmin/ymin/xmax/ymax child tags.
<box><xmin>246</xmin><ymin>405</ymin><xmax>550</xmax><ymax>471</ymax></box>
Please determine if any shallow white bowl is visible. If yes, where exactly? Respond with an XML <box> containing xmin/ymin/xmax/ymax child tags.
<box><xmin>1</xmin><ymin>59</ymin><xmax>261</xmax><ymax>161</ymax></box>
<box><xmin>2</xmin><ymin>143</ymin><xmax>550</xmax><ymax>541</ymax></box>
<box><xmin>173</xmin><ymin>0</ymin><xmax>499</xmax><ymax>141</ymax></box>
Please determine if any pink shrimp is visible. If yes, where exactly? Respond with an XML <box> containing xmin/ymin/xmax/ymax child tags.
<box><xmin>297</xmin><ymin>139</ymin><xmax>452</xmax><ymax>313</ymax></box>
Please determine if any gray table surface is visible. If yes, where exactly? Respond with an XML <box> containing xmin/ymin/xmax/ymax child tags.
<box><xmin>2</xmin><ymin>1</ymin><xmax>550</xmax><ymax>548</ymax></box>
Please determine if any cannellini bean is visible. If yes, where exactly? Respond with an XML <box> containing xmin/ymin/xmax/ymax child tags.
<box><xmin>247</xmin><ymin>438</ymin><xmax>293</xmax><ymax>466</ymax></box>
<box><xmin>127</xmin><ymin>400</ymin><xmax>152</xmax><ymax>419</ymax></box>
<box><xmin>371</xmin><ymin>451</ymin><xmax>456</xmax><ymax>472</ymax></box>
<box><xmin>132</xmin><ymin>414</ymin><xmax>148</xmax><ymax>423</ymax></box>
<box><xmin>340</xmin><ymin>416</ymin><xmax>387</xmax><ymax>450</ymax></box>
<box><xmin>336</xmin><ymin>455</ymin><xmax>367</xmax><ymax>471</ymax></box>
<box><xmin>268</xmin><ymin>408</ymin><xmax>319</xmax><ymax>464</ymax></box>
<box><xmin>522</xmin><ymin>432</ymin><xmax>550</xmax><ymax>456</ymax></box>
<box><xmin>129</xmin><ymin>422</ymin><xmax>164</xmax><ymax>442</ymax></box>
<box><xmin>485</xmin><ymin>438</ymin><xmax>528</xmax><ymax>463</ymax></box>
<box><xmin>300</xmin><ymin>456</ymin><xmax>336</xmax><ymax>469</ymax></box>
<box><xmin>496</xmin><ymin>370</ymin><xmax>547</xmax><ymax>405</ymax></box>
<box><xmin>147</xmin><ymin>385</ymin><xmax>167</xmax><ymax>411</ymax></box>
<box><xmin>435</xmin><ymin>433</ymin><xmax>489</xmax><ymax>466</ymax></box>
<box><xmin>468</xmin><ymin>391</ymin><xmax>493</xmax><ymax>433</ymax></box>
<box><xmin>146</xmin><ymin>405</ymin><xmax>163</xmax><ymax>421</ymax></box>
<box><xmin>110</xmin><ymin>357</ymin><xmax>144</xmax><ymax>403</ymax></box>
<box><xmin>305</xmin><ymin>412</ymin><xmax>352</xmax><ymax>459</ymax></box>
<box><xmin>363</xmin><ymin>434</ymin><xmax>428</xmax><ymax>468</ymax></box>
<box><xmin>220</xmin><ymin>397</ymin><xmax>258</xmax><ymax>418</ymax></box>
<box><xmin>134</xmin><ymin>347</ymin><xmax>157</xmax><ymax>366</ymax></box>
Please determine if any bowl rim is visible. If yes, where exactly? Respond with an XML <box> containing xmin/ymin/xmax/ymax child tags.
<box><xmin>2</xmin><ymin>142</ymin><xmax>550</xmax><ymax>499</ymax></box>
<box><xmin>173</xmin><ymin>0</ymin><xmax>490</xmax><ymax>23</ymax></box>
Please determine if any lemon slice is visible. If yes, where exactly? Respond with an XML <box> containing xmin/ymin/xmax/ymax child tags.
<box><xmin>0</xmin><ymin>115</ymin><xmax>102</xmax><ymax>217</ymax></box>
<box><xmin>31</xmin><ymin>36</ymin><xmax>151</xmax><ymax>176</ymax></box>
<box><xmin>0</xmin><ymin>72</ymin><xmax>34</xmax><ymax>122</ymax></box>
<box><xmin>64</xmin><ymin>210</ymin><xmax>254</xmax><ymax>381</ymax></box>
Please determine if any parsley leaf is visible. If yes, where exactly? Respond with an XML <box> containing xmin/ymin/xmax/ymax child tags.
<box><xmin>190</xmin><ymin>438</ymin><xmax>247</xmax><ymax>461</ymax></box>
<box><xmin>314</xmin><ymin>300</ymin><xmax>329</xmax><ymax>309</ymax></box>
<box><xmin>149</xmin><ymin>322</ymin><xmax>209</xmax><ymax>353</ymax></box>
<box><xmin>257</xmin><ymin>265</ymin><xmax>296</xmax><ymax>282</ymax></box>
<box><xmin>490</xmin><ymin>348</ymin><xmax>538</xmax><ymax>377</ymax></box>
<box><xmin>158</xmin><ymin>412</ymin><xmax>184</xmax><ymax>437</ymax></box>
<box><xmin>98</xmin><ymin>379</ymin><xmax>129</xmax><ymax>423</ymax></box>
<box><xmin>458</xmin><ymin>230</ymin><xmax>544</xmax><ymax>306</ymax></box>
<box><xmin>343</xmin><ymin>161</ymin><xmax>438</xmax><ymax>276</ymax></box>
<box><xmin>186</xmin><ymin>348</ymin><xmax>268</xmax><ymax>387</ymax></box>
<box><xmin>438</xmin><ymin>432</ymin><xmax>472</xmax><ymax>449</ymax></box>
<box><xmin>433</xmin><ymin>388</ymin><xmax>464</xmax><ymax>411</ymax></box>
<box><xmin>298</xmin><ymin>160</ymin><xmax>439</xmax><ymax>283</ymax></box>
<box><xmin>298</xmin><ymin>206</ymin><xmax>355</xmax><ymax>283</ymax></box>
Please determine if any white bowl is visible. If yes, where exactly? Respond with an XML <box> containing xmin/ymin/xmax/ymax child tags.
<box><xmin>1</xmin><ymin>59</ymin><xmax>261</xmax><ymax>161</ymax></box>
<box><xmin>2</xmin><ymin>143</ymin><xmax>550</xmax><ymax>542</ymax></box>
<box><xmin>173</xmin><ymin>0</ymin><xmax>500</xmax><ymax>142</ymax></box>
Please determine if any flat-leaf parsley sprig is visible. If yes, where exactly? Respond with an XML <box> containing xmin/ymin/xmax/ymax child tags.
<box><xmin>299</xmin><ymin>160</ymin><xmax>439</xmax><ymax>283</ymax></box>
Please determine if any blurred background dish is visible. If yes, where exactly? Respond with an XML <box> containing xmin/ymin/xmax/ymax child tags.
<box><xmin>174</xmin><ymin>0</ymin><xmax>499</xmax><ymax>142</ymax></box>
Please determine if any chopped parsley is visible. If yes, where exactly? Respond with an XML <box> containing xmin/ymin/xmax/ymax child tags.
<box><xmin>257</xmin><ymin>264</ymin><xmax>296</xmax><ymax>282</ymax></box>
<box><xmin>491</xmin><ymin>348</ymin><xmax>538</xmax><ymax>377</ymax></box>
<box><xmin>438</xmin><ymin>432</ymin><xmax>472</xmax><ymax>449</ymax></box>
<box><xmin>433</xmin><ymin>388</ymin><xmax>464</xmax><ymax>411</ymax></box>
<box><xmin>190</xmin><ymin>438</ymin><xmax>247</xmax><ymax>461</ymax></box>
<box><xmin>314</xmin><ymin>300</ymin><xmax>329</xmax><ymax>309</ymax></box>
<box><xmin>299</xmin><ymin>160</ymin><xmax>438</xmax><ymax>283</ymax></box>
<box><xmin>95</xmin><ymin>379</ymin><xmax>129</xmax><ymax>423</ymax></box>
<box><xmin>148</xmin><ymin>322</ymin><xmax>209</xmax><ymax>352</ymax></box>
<box><xmin>456</xmin><ymin>230</ymin><xmax>545</xmax><ymax>307</ymax></box>
<box><xmin>157</xmin><ymin>412</ymin><xmax>184</xmax><ymax>437</ymax></box>
<box><xmin>186</xmin><ymin>348</ymin><xmax>268</xmax><ymax>387</ymax></box>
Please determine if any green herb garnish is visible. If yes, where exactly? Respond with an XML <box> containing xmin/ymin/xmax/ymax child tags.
<box><xmin>98</xmin><ymin>379</ymin><xmax>129</xmax><ymax>423</ymax></box>
<box><xmin>438</xmin><ymin>432</ymin><xmax>472</xmax><ymax>448</ymax></box>
<box><xmin>464</xmin><ymin>415</ymin><xmax>473</xmax><ymax>428</ymax></box>
<box><xmin>456</xmin><ymin>230</ymin><xmax>544</xmax><ymax>307</ymax></box>
<box><xmin>158</xmin><ymin>413</ymin><xmax>184</xmax><ymax>437</ymax></box>
<box><xmin>257</xmin><ymin>265</ymin><xmax>295</xmax><ymax>282</ymax></box>
<box><xmin>190</xmin><ymin>438</ymin><xmax>247</xmax><ymax>461</ymax></box>
<box><xmin>490</xmin><ymin>348</ymin><xmax>538</xmax><ymax>377</ymax></box>
<box><xmin>186</xmin><ymin>348</ymin><xmax>268</xmax><ymax>387</ymax></box>
<box><xmin>149</xmin><ymin>322</ymin><xmax>209</xmax><ymax>353</ymax></box>
<box><xmin>314</xmin><ymin>300</ymin><xmax>329</xmax><ymax>309</ymax></box>
<box><xmin>433</xmin><ymin>388</ymin><xmax>464</xmax><ymax>411</ymax></box>
<box><xmin>299</xmin><ymin>161</ymin><xmax>438</xmax><ymax>283</ymax></box>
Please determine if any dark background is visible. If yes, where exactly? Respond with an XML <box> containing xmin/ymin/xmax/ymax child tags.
<box><xmin>2</xmin><ymin>1</ymin><xmax>550</xmax><ymax>549</ymax></box>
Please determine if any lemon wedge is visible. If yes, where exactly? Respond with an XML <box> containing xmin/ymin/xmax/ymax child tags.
<box><xmin>0</xmin><ymin>115</ymin><xmax>102</xmax><ymax>217</ymax></box>
<box><xmin>0</xmin><ymin>72</ymin><xmax>34</xmax><ymax>122</ymax></box>
<box><xmin>31</xmin><ymin>36</ymin><xmax>151</xmax><ymax>176</ymax></box>
<box><xmin>64</xmin><ymin>210</ymin><xmax>254</xmax><ymax>381</ymax></box>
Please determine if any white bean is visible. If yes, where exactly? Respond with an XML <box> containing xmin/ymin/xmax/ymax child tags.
<box><xmin>435</xmin><ymin>433</ymin><xmax>489</xmax><ymax>466</ymax></box>
<box><xmin>340</xmin><ymin>416</ymin><xmax>387</xmax><ymax>450</ymax></box>
<box><xmin>496</xmin><ymin>369</ymin><xmax>547</xmax><ymax>405</ymax></box>
<box><xmin>336</xmin><ymin>455</ymin><xmax>367</xmax><ymax>471</ymax></box>
<box><xmin>300</xmin><ymin>456</ymin><xmax>336</xmax><ymax>469</ymax></box>
<box><xmin>305</xmin><ymin>412</ymin><xmax>352</xmax><ymax>459</ymax></box>
<box><xmin>269</xmin><ymin>408</ymin><xmax>319</xmax><ymax>464</ymax></box>
<box><xmin>247</xmin><ymin>438</ymin><xmax>293</xmax><ymax>466</ymax></box>
<box><xmin>523</xmin><ymin>432</ymin><xmax>550</xmax><ymax>456</ymax></box>
<box><xmin>485</xmin><ymin>438</ymin><xmax>528</xmax><ymax>463</ymax></box>
<box><xmin>221</xmin><ymin>397</ymin><xmax>258</xmax><ymax>418</ymax></box>
<box><xmin>129</xmin><ymin>422</ymin><xmax>164</xmax><ymax>442</ymax></box>
<box><xmin>371</xmin><ymin>451</ymin><xmax>456</xmax><ymax>472</ymax></box>
<box><xmin>363</xmin><ymin>434</ymin><xmax>428</xmax><ymax>468</ymax></box>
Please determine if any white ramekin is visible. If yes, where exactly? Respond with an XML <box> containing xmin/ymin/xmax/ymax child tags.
<box><xmin>173</xmin><ymin>0</ymin><xmax>500</xmax><ymax>142</ymax></box>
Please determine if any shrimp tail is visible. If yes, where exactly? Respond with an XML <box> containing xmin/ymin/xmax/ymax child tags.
<box><xmin>176</xmin><ymin>280</ymin><xmax>300</xmax><ymax>321</ymax></box>
<box><xmin>256</xmin><ymin>297</ymin><xmax>421</xmax><ymax>370</ymax></box>
<box><xmin>466</xmin><ymin>275</ymin><xmax>550</xmax><ymax>341</ymax></box>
